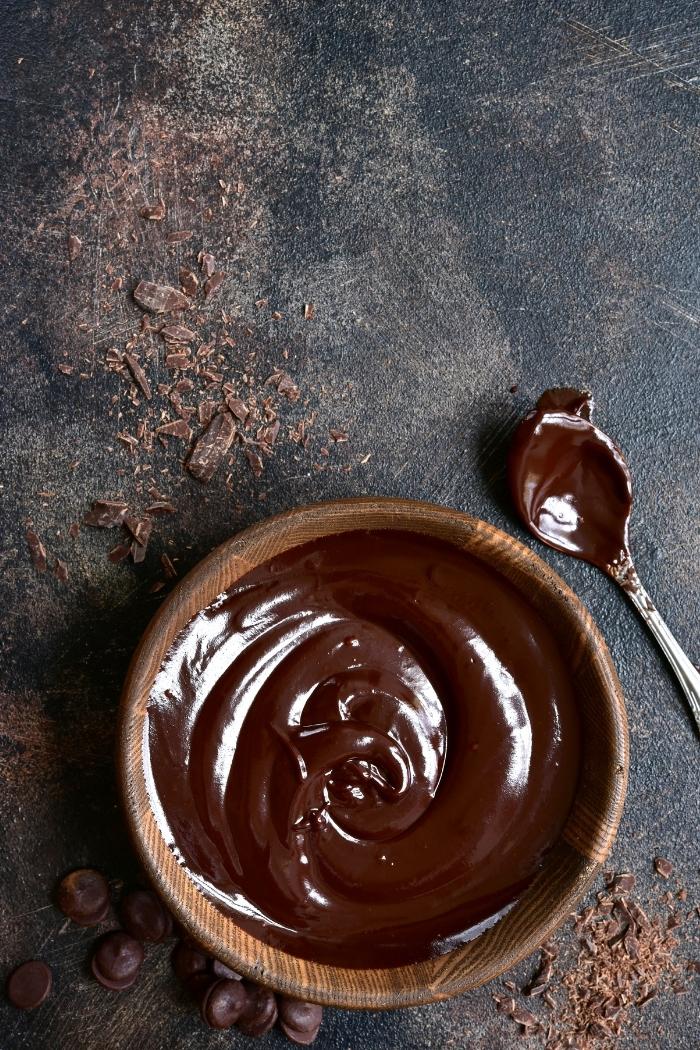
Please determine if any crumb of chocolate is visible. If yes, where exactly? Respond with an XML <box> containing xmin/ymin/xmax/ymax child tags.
<box><xmin>145</xmin><ymin>501</ymin><xmax>176</xmax><ymax>516</ymax></box>
<box><xmin>304</xmin><ymin>302</ymin><xmax>315</xmax><ymax>320</ymax></box>
<box><xmin>166</xmin><ymin>230</ymin><xmax>193</xmax><ymax>244</ymax></box>
<box><xmin>199</xmin><ymin>252</ymin><xmax>216</xmax><ymax>277</ymax></box>
<box><xmin>244</xmin><ymin>448</ymin><xmax>264</xmax><ymax>477</ymax></box>
<box><xmin>654</xmin><ymin>857</ymin><xmax>673</xmax><ymax>879</ymax></box>
<box><xmin>329</xmin><ymin>428</ymin><xmax>348</xmax><ymax>442</ymax></box>
<box><xmin>203</xmin><ymin>271</ymin><xmax>225</xmax><ymax>300</ymax></box>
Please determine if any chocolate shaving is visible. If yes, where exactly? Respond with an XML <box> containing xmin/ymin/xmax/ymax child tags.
<box><xmin>203</xmin><ymin>272</ymin><xmax>225</xmax><ymax>300</ymax></box>
<box><xmin>84</xmin><ymin>500</ymin><xmax>129</xmax><ymax>528</ymax></box>
<box><xmin>160</xmin><ymin>324</ymin><xmax>196</xmax><ymax>343</ymax></box>
<box><xmin>134</xmin><ymin>281</ymin><xmax>190</xmax><ymax>314</ymax></box>
<box><xmin>124</xmin><ymin>353</ymin><xmax>152</xmax><ymax>400</ymax></box>
<box><xmin>26</xmin><ymin>529</ymin><xmax>47</xmax><ymax>573</ymax></box>
<box><xmin>654</xmin><ymin>857</ymin><xmax>673</xmax><ymax>879</ymax></box>
<box><xmin>186</xmin><ymin>411</ymin><xmax>235</xmax><ymax>483</ymax></box>
<box><xmin>139</xmin><ymin>201</ymin><xmax>166</xmax><ymax>221</ymax></box>
<box><xmin>67</xmin><ymin>234</ymin><xmax>82</xmax><ymax>261</ymax></box>
<box><xmin>156</xmin><ymin>419</ymin><xmax>192</xmax><ymax>441</ymax></box>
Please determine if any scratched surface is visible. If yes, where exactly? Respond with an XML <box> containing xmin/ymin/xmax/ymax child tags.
<box><xmin>1</xmin><ymin>1</ymin><xmax>699</xmax><ymax>1047</ymax></box>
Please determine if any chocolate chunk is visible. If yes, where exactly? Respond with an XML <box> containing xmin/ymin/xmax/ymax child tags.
<box><xmin>201</xmin><ymin>978</ymin><xmax>247</xmax><ymax>1029</ymax></box>
<box><xmin>329</xmin><ymin>428</ymin><xmax>348</xmax><ymax>442</ymax></box>
<box><xmin>121</xmin><ymin>888</ymin><xmax>173</xmax><ymax>943</ymax></box>
<box><xmin>278</xmin><ymin>998</ymin><xmax>323</xmax><ymax>1045</ymax></box>
<box><xmin>134</xmin><ymin>281</ymin><xmax>190</xmax><ymax>314</ymax></box>
<box><xmin>124</xmin><ymin>353</ymin><xmax>152</xmax><ymax>400</ymax></box>
<box><xmin>204</xmin><ymin>272</ymin><xmax>225</xmax><ymax>300</ymax></box>
<box><xmin>91</xmin><ymin>932</ymin><xmax>144</xmax><ymax>990</ymax></box>
<box><xmin>26</xmin><ymin>529</ymin><xmax>47</xmax><ymax>573</ymax></box>
<box><xmin>171</xmin><ymin>941</ymin><xmax>209</xmax><ymax>983</ymax></box>
<box><xmin>166</xmin><ymin>230</ymin><xmax>193</xmax><ymax>244</ymax></box>
<box><xmin>654</xmin><ymin>857</ymin><xmax>673</xmax><ymax>879</ymax></box>
<box><xmin>608</xmin><ymin>872</ymin><xmax>636</xmax><ymax>894</ymax></box>
<box><xmin>124</xmin><ymin>516</ymin><xmax>152</xmax><ymax>547</ymax></box>
<box><xmin>179</xmin><ymin>268</ymin><xmax>199</xmax><ymax>297</ymax></box>
<box><xmin>84</xmin><ymin>500</ymin><xmax>129</xmax><ymax>528</ymax></box>
<box><xmin>165</xmin><ymin>352</ymin><xmax>191</xmax><ymax>370</ymax></box>
<box><xmin>161</xmin><ymin>323</ymin><xmax>196</xmax><ymax>343</ymax></box>
<box><xmin>67</xmin><ymin>234</ymin><xmax>82</xmax><ymax>261</ymax></box>
<box><xmin>57</xmin><ymin>868</ymin><xmax>110</xmax><ymax>926</ymax></box>
<box><xmin>237</xmin><ymin>982</ymin><xmax>278</xmax><ymax>1037</ymax></box>
<box><xmin>6</xmin><ymin>961</ymin><xmax>52</xmax><ymax>1010</ymax></box>
<box><xmin>187</xmin><ymin>411</ymin><xmax>235</xmax><ymax>483</ymax></box>
<box><xmin>140</xmin><ymin>201</ymin><xmax>166</xmax><ymax>221</ymax></box>
<box><xmin>210</xmin><ymin>958</ymin><xmax>242</xmax><ymax>980</ymax></box>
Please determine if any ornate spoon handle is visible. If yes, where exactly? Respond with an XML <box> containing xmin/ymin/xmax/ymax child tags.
<box><xmin>613</xmin><ymin>566</ymin><xmax>700</xmax><ymax>734</ymax></box>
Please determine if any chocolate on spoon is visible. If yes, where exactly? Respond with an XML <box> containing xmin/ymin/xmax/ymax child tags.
<box><xmin>509</xmin><ymin>389</ymin><xmax>700</xmax><ymax>733</ymax></box>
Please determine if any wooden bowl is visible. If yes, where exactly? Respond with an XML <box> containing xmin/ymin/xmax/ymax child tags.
<box><xmin>119</xmin><ymin>497</ymin><xmax>628</xmax><ymax>1009</ymax></box>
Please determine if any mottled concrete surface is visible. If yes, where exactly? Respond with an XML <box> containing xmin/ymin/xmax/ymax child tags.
<box><xmin>0</xmin><ymin>1</ymin><xmax>699</xmax><ymax>1047</ymax></box>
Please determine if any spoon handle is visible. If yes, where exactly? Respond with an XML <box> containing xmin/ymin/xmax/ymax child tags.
<box><xmin>614</xmin><ymin>568</ymin><xmax>700</xmax><ymax>734</ymax></box>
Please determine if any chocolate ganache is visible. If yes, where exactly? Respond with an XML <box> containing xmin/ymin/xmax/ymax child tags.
<box><xmin>146</xmin><ymin>529</ymin><xmax>580</xmax><ymax>968</ymax></box>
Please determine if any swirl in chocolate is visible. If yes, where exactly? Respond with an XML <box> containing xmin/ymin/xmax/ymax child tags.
<box><xmin>146</xmin><ymin>530</ymin><xmax>580</xmax><ymax>968</ymax></box>
<box><xmin>508</xmin><ymin>389</ymin><xmax>633</xmax><ymax>575</ymax></box>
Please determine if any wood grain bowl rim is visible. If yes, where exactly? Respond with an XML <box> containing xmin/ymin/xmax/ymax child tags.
<box><xmin>118</xmin><ymin>497</ymin><xmax>629</xmax><ymax>1009</ymax></box>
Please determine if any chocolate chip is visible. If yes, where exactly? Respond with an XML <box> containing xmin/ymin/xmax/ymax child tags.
<box><xmin>6</xmin><ymin>960</ymin><xmax>52</xmax><ymax>1010</ymax></box>
<box><xmin>210</xmin><ymin>958</ymin><xmax>242</xmax><ymax>980</ymax></box>
<box><xmin>121</xmin><ymin>889</ymin><xmax>172</xmax><ymax>943</ymax></box>
<box><xmin>237</xmin><ymin>982</ymin><xmax>278</xmax><ymax>1036</ymax></box>
<box><xmin>56</xmin><ymin>868</ymin><xmax>110</xmax><ymax>926</ymax></box>
<box><xmin>171</xmin><ymin>941</ymin><xmax>209</xmax><ymax>983</ymax></box>
<box><xmin>92</xmin><ymin>932</ymin><xmax>144</xmax><ymax>991</ymax></box>
<box><xmin>201</xmin><ymin>978</ymin><xmax>248</xmax><ymax>1029</ymax></box>
<box><xmin>278</xmin><ymin>998</ymin><xmax>323</xmax><ymax>1045</ymax></box>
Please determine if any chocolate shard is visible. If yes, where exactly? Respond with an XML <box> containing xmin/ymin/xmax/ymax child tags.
<box><xmin>134</xmin><ymin>281</ymin><xmax>190</xmax><ymax>314</ymax></box>
<box><xmin>179</xmin><ymin>268</ymin><xmax>199</xmax><ymax>297</ymax></box>
<box><xmin>226</xmin><ymin>397</ymin><xmax>249</xmax><ymax>422</ymax></box>
<box><xmin>203</xmin><ymin>272</ymin><xmax>225</xmax><ymax>300</ymax></box>
<box><xmin>187</xmin><ymin>411</ymin><xmax>235</xmax><ymax>483</ymax></box>
<box><xmin>244</xmin><ymin>448</ymin><xmax>264</xmax><ymax>477</ymax></box>
<box><xmin>26</xmin><ymin>529</ymin><xmax>47</xmax><ymax>573</ymax></box>
<box><xmin>166</xmin><ymin>230</ymin><xmax>193</xmax><ymax>244</ymax></box>
<box><xmin>54</xmin><ymin>558</ymin><xmax>69</xmax><ymax>583</ymax></box>
<box><xmin>107</xmin><ymin>543</ymin><xmax>131</xmax><ymax>564</ymax></box>
<box><xmin>160</xmin><ymin>324</ymin><xmax>196</xmax><ymax>343</ymax></box>
<box><xmin>156</xmin><ymin>419</ymin><xmax>193</xmax><ymax>441</ymax></box>
<box><xmin>200</xmin><ymin>252</ymin><xmax>216</xmax><ymax>277</ymax></box>
<box><xmin>84</xmin><ymin>500</ymin><xmax>129</xmax><ymax>528</ymax></box>
<box><xmin>266</xmin><ymin>370</ymin><xmax>300</xmax><ymax>402</ymax></box>
<box><xmin>609</xmin><ymin>872</ymin><xmax>636</xmax><ymax>894</ymax></box>
<box><xmin>124</xmin><ymin>353</ymin><xmax>152</xmax><ymax>400</ymax></box>
<box><xmin>140</xmin><ymin>201</ymin><xmax>166</xmax><ymax>221</ymax></box>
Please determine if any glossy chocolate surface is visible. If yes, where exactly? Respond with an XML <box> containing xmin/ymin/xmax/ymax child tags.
<box><xmin>146</xmin><ymin>530</ymin><xmax>580</xmax><ymax>968</ymax></box>
<box><xmin>508</xmin><ymin>389</ymin><xmax>633</xmax><ymax>574</ymax></box>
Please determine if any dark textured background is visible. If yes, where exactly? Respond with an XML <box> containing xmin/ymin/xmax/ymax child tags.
<box><xmin>0</xmin><ymin>1</ymin><xmax>699</xmax><ymax>1047</ymax></box>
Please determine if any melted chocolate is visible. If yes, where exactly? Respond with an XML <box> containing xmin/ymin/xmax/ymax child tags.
<box><xmin>508</xmin><ymin>389</ymin><xmax>633</xmax><ymax>574</ymax></box>
<box><xmin>146</xmin><ymin>530</ymin><xmax>580</xmax><ymax>968</ymax></box>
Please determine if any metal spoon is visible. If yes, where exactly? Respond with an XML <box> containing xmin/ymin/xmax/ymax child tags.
<box><xmin>508</xmin><ymin>388</ymin><xmax>700</xmax><ymax>734</ymax></box>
